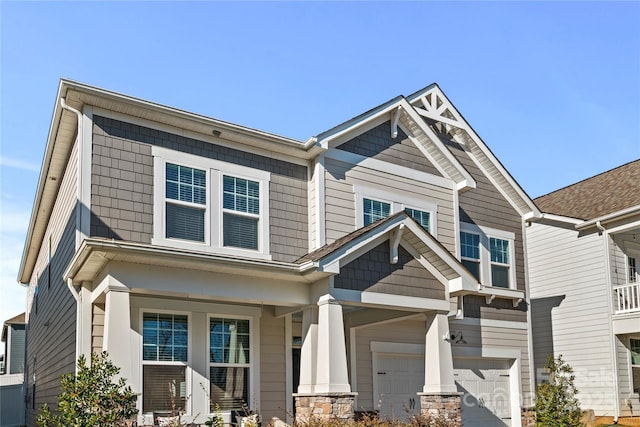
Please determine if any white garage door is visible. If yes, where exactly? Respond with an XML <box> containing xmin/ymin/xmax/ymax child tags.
<box><xmin>454</xmin><ymin>358</ymin><xmax>511</xmax><ymax>427</ymax></box>
<box><xmin>375</xmin><ymin>354</ymin><xmax>424</xmax><ymax>420</ymax></box>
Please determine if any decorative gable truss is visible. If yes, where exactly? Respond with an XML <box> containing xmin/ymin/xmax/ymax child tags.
<box><xmin>408</xmin><ymin>85</ymin><xmax>541</xmax><ymax>220</ymax></box>
<box><xmin>317</xmin><ymin>96</ymin><xmax>477</xmax><ymax>192</ymax></box>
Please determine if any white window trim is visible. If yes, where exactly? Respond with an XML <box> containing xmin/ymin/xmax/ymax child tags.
<box><xmin>139</xmin><ymin>309</ymin><xmax>192</xmax><ymax>417</ymax></box>
<box><xmin>460</xmin><ymin>222</ymin><xmax>516</xmax><ymax>289</ymax></box>
<box><xmin>354</xmin><ymin>184</ymin><xmax>438</xmax><ymax>235</ymax></box>
<box><xmin>206</xmin><ymin>313</ymin><xmax>258</xmax><ymax>416</ymax></box>
<box><xmin>153</xmin><ymin>146</ymin><xmax>271</xmax><ymax>259</ymax></box>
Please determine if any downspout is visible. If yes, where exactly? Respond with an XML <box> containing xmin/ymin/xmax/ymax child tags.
<box><xmin>60</xmin><ymin>97</ymin><xmax>85</xmax><ymax>372</ymax></box>
<box><xmin>598</xmin><ymin>220</ymin><xmax>620</xmax><ymax>423</ymax></box>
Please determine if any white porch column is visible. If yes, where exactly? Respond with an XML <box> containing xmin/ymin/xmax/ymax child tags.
<box><xmin>314</xmin><ymin>294</ymin><xmax>351</xmax><ymax>393</ymax></box>
<box><xmin>423</xmin><ymin>312</ymin><xmax>457</xmax><ymax>394</ymax></box>
<box><xmin>103</xmin><ymin>283</ymin><xmax>133</xmax><ymax>384</ymax></box>
<box><xmin>297</xmin><ymin>306</ymin><xmax>318</xmax><ymax>394</ymax></box>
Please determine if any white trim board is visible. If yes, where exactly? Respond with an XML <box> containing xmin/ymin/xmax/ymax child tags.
<box><xmin>326</xmin><ymin>148</ymin><xmax>454</xmax><ymax>190</ymax></box>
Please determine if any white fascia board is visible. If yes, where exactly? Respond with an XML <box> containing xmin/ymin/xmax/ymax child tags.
<box><xmin>318</xmin><ymin>224</ymin><xmax>401</xmax><ymax>272</ymax></box>
<box><xmin>62</xmin><ymin>79</ymin><xmax>314</xmax><ymax>150</ymax></box>
<box><xmin>331</xmin><ymin>288</ymin><xmax>451</xmax><ymax>312</ymax></box>
<box><xmin>410</xmin><ymin>86</ymin><xmax>539</xmax><ymax>218</ymax></box>
<box><xmin>533</xmin><ymin>213</ymin><xmax>584</xmax><ymax>227</ymax></box>
<box><xmin>403</xmin><ymin>220</ymin><xmax>475</xmax><ymax>280</ymax></box>
<box><xmin>576</xmin><ymin>205</ymin><xmax>640</xmax><ymax>231</ymax></box>
<box><xmin>397</xmin><ymin>99</ymin><xmax>476</xmax><ymax>191</ymax></box>
<box><xmin>18</xmin><ymin>81</ymin><xmax>72</xmax><ymax>283</ymax></box>
<box><xmin>327</xmin><ymin>148</ymin><xmax>454</xmax><ymax>189</ymax></box>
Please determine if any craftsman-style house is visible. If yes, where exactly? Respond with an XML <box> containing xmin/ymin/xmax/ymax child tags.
<box><xmin>18</xmin><ymin>79</ymin><xmax>541</xmax><ymax>426</ymax></box>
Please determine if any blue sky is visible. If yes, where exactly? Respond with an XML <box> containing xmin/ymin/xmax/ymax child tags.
<box><xmin>1</xmin><ymin>1</ymin><xmax>639</xmax><ymax>344</ymax></box>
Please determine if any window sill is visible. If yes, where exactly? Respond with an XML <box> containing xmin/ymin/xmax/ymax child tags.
<box><xmin>151</xmin><ymin>237</ymin><xmax>272</xmax><ymax>261</ymax></box>
<box><xmin>477</xmin><ymin>285</ymin><xmax>524</xmax><ymax>307</ymax></box>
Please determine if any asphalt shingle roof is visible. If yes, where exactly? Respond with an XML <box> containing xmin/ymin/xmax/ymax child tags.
<box><xmin>534</xmin><ymin>159</ymin><xmax>640</xmax><ymax>220</ymax></box>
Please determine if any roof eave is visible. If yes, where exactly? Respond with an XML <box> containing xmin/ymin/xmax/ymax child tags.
<box><xmin>575</xmin><ymin>205</ymin><xmax>640</xmax><ymax>231</ymax></box>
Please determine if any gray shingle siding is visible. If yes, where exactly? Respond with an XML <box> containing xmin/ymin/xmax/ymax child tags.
<box><xmin>337</xmin><ymin>121</ymin><xmax>442</xmax><ymax>176</ymax></box>
<box><xmin>334</xmin><ymin>243</ymin><xmax>446</xmax><ymax>299</ymax></box>
<box><xmin>91</xmin><ymin>116</ymin><xmax>308</xmax><ymax>261</ymax></box>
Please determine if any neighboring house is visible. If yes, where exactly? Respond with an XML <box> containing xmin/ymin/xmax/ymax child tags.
<box><xmin>0</xmin><ymin>313</ymin><xmax>26</xmax><ymax>427</ymax></box>
<box><xmin>527</xmin><ymin>160</ymin><xmax>640</xmax><ymax>419</ymax></box>
<box><xmin>17</xmin><ymin>79</ymin><xmax>542</xmax><ymax>427</ymax></box>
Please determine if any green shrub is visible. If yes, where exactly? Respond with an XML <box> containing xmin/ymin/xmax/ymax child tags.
<box><xmin>535</xmin><ymin>354</ymin><xmax>583</xmax><ymax>427</ymax></box>
<box><xmin>37</xmin><ymin>351</ymin><xmax>137</xmax><ymax>427</ymax></box>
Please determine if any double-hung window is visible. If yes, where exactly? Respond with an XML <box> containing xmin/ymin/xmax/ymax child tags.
<box><xmin>209</xmin><ymin>317</ymin><xmax>251</xmax><ymax>411</ymax></box>
<box><xmin>142</xmin><ymin>312</ymin><xmax>189</xmax><ymax>415</ymax></box>
<box><xmin>223</xmin><ymin>176</ymin><xmax>260</xmax><ymax>250</ymax></box>
<box><xmin>490</xmin><ymin>237</ymin><xmax>510</xmax><ymax>288</ymax></box>
<box><xmin>165</xmin><ymin>163</ymin><xmax>207</xmax><ymax>242</ymax></box>
<box><xmin>153</xmin><ymin>147</ymin><xmax>271</xmax><ymax>258</ymax></box>
<box><xmin>460</xmin><ymin>231</ymin><xmax>481</xmax><ymax>280</ymax></box>
<box><xmin>460</xmin><ymin>223</ymin><xmax>515</xmax><ymax>288</ymax></box>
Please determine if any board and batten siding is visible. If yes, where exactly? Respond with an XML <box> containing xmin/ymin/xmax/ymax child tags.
<box><xmin>527</xmin><ymin>221</ymin><xmax>615</xmax><ymax>414</ymax></box>
<box><xmin>323</xmin><ymin>157</ymin><xmax>455</xmax><ymax>252</ymax></box>
<box><xmin>25</xmin><ymin>139</ymin><xmax>79</xmax><ymax>426</ymax></box>
<box><xmin>91</xmin><ymin>115</ymin><xmax>309</xmax><ymax>262</ymax></box>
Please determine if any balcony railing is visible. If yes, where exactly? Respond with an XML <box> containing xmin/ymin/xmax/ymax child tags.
<box><xmin>614</xmin><ymin>283</ymin><xmax>640</xmax><ymax>314</ymax></box>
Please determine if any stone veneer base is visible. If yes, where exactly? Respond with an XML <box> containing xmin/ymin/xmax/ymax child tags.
<box><xmin>418</xmin><ymin>393</ymin><xmax>462</xmax><ymax>427</ymax></box>
<box><xmin>294</xmin><ymin>393</ymin><xmax>357</xmax><ymax>423</ymax></box>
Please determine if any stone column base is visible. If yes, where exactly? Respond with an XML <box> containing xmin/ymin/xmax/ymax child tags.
<box><xmin>294</xmin><ymin>393</ymin><xmax>357</xmax><ymax>423</ymax></box>
<box><xmin>418</xmin><ymin>393</ymin><xmax>462</xmax><ymax>427</ymax></box>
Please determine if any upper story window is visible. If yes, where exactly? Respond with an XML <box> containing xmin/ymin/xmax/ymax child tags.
<box><xmin>165</xmin><ymin>163</ymin><xmax>207</xmax><ymax>242</ymax></box>
<box><xmin>460</xmin><ymin>223</ymin><xmax>516</xmax><ymax>289</ymax></box>
<box><xmin>355</xmin><ymin>186</ymin><xmax>438</xmax><ymax>234</ymax></box>
<box><xmin>490</xmin><ymin>237</ymin><xmax>510</xmax><ymax>287</ymax></box>
<box><xmin>363</xmin><ymin>198</ymin><xmax>391</xmax><ymax>226</ymax></box>
<box><xmin>153</xmin><ymin>147</ymin><xmax>271</xmax><ymax>259</ymax></box>
<box><xmin>223</xmin><ymin>176</ymin><xmax>260</xmax><ymax>250</ymax></box>
<box><xmin>460</xmin><ymin>231</ymin><xmax>480</xmax><ymax>280</ymax></box>
<box><xmin>405</xmin><ymin>208</ymin><xmax>431</xmax><ymax>232</ymax></box>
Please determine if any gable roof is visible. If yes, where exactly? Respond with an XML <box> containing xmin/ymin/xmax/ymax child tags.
<box><xmin>407</xmin><ymin>84</ymin><xmax>541</xmax><ymax>220</ymax></box>
<box><xmin>295</xmin><ymin>211</ymin><xmax>479</xmax><ymax>291</ymax></box>
<box><xmin>535</xmin><ymin>159</ymin><xmax>640</xmax><ymax>221</ymax></box>
<box><xmin>316</xmin><ymin>94</ymin><xmax>477</xmax><ymax>191</ymax></box>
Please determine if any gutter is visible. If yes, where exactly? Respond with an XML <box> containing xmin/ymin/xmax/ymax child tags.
<box><xmin>576</xmin><ymin>205</ymin><xmax>640</xmax><ymax>231</ymax></box>
<box><xmin>63</xmin><ymin>238</ymin><xmax>321</xmax><ymax>284</ymax></box>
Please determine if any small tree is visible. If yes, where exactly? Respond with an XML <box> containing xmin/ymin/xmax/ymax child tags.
<box><xmin>37</xmin><ymin>351</ymin><xmax>138</xmax><ymax>427</ymax></box>
<box><xmin>535</xmin><ymin>354</ymin><xmax>583</xmax><ymax>427</ymax></box>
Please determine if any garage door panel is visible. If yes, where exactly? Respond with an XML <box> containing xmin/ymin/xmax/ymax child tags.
<box><xmin>454</xmin><ymin>358</ymin><xmax>512</xmax><ymax>427</ymax></box>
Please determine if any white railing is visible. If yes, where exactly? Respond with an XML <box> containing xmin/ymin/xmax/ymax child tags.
<box><xmin>614</xmin><ymin>283</ymin><xmax>640</xmax><ymax>313</ymax></box>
